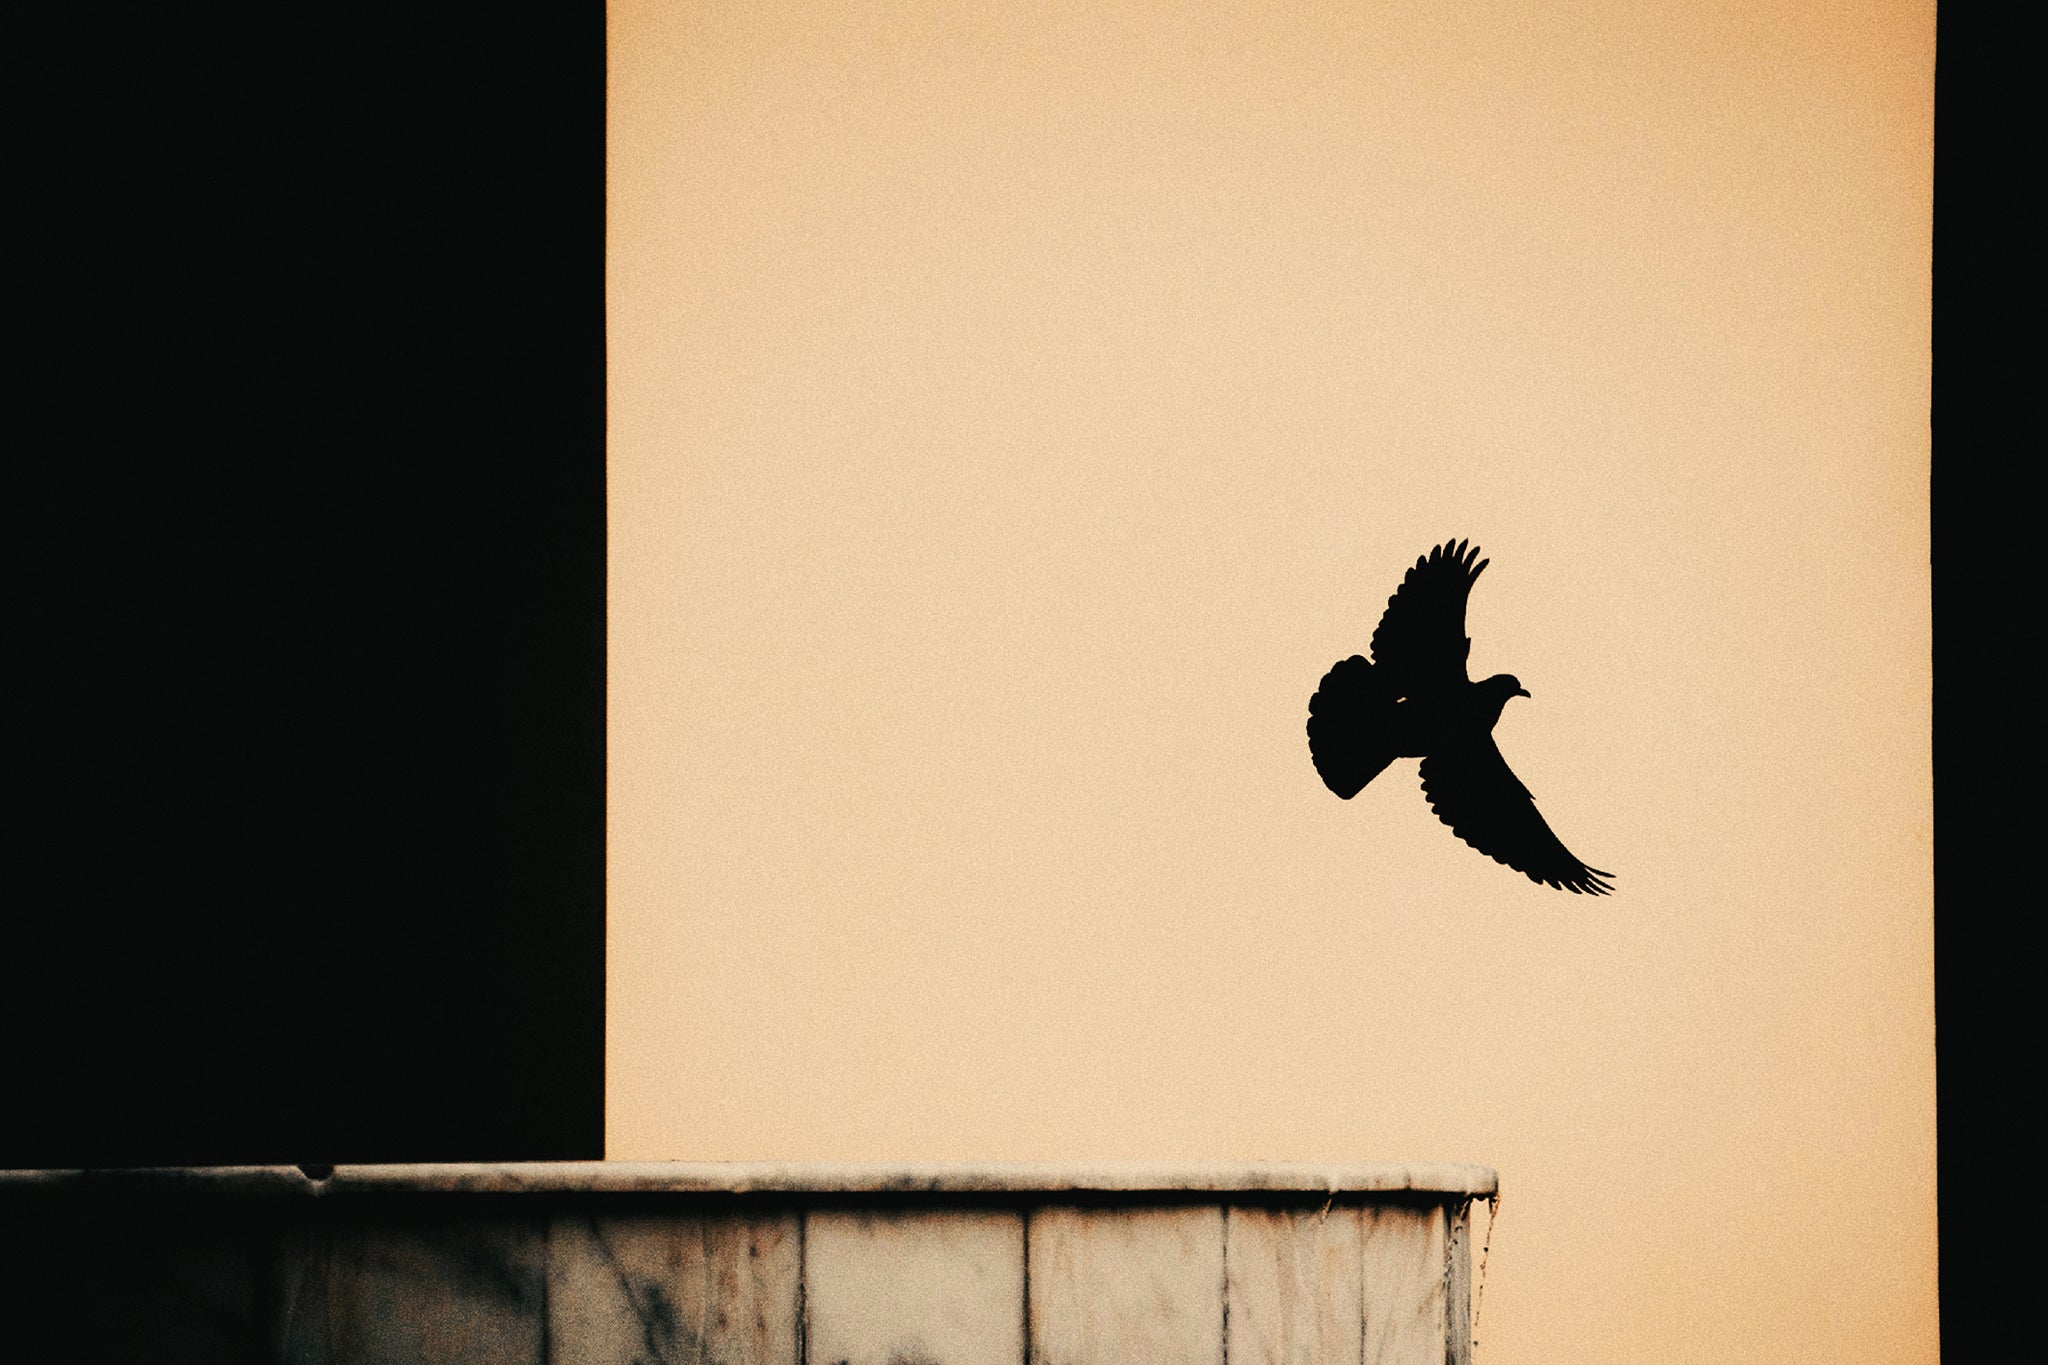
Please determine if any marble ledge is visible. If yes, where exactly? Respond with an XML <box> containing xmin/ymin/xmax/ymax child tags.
<box><xmin>0</xmin><ymin>1160</ymin><xmax>1497</xmax><ymax>1199</ymax></box>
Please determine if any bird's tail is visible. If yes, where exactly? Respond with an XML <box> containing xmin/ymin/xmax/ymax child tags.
<box><xmin>1307</xmin><ymin>655</ymin><xmax>1399</xmax><ymax>799</ymax></box>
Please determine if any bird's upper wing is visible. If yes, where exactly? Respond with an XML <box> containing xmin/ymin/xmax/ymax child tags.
<box><xmin>1418</xmin><ymin>740</ymin><xmax>1615</xmax><ymax>894</ymax></box>
<box><xmin>1369</xmin><ymin>539</ymin><xmax>1487</xmax><ymax>699</ymax></box>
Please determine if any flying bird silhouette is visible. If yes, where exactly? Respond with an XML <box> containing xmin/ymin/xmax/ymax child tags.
<box><xmin>1308</xmin><ymin>539</ymin><xmax>1614</xmax><ymax>894</ymax></box>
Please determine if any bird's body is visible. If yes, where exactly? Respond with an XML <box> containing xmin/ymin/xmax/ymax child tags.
<box><xmin>1309</xmin><ymin>540</ymin><xmax>1613</xmax><ymax>895</ymax></box>
<box><xmin>1383</xmin><ymin>673</ymin><xmax>1524</xmax><ymax>757</ymax></box>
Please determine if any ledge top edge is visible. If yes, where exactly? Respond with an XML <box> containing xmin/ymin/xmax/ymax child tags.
<box><xmin>0</xmin><ymin>1160</ymin><xmax>1499</xmax><ymax>1198</ymax></box>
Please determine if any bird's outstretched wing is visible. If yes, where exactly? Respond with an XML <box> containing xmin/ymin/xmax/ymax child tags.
<box><xmin>1369</xmin><ymin>539</ymin><xmax>1487</xmax><ymax>699</ymax></box>
<box><xmin>1419</xmin><ymin>740</ymin><xmax>1615</xmax><ymax>894</ymax></box>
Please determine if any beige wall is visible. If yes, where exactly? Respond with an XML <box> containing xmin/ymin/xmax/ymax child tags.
<box><xmin>606</xmin><ymin>4</ymin><xmax>1935</xmax><ymax>1363</ymax></box>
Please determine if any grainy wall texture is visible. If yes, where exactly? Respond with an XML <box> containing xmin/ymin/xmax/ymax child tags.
<box><xmin>606</xmin><ymin>7</ymin><xmax>1936</xmax><ymax>1364</ymax></box>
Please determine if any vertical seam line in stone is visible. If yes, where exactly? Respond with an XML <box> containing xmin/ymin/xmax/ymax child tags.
<box><xmin>1020</xmin><ymin>1206</ymin><xmax>1033</xmax><ymax>1365</ymax></box>
<box><xmin>1445</xmin><ymin>1198</ymin><xmax>1468</xmax><ymax>1365</ymax></box>
<box><xmin>1359</xmin><ymin>1205</ymin><xmax>1368</xmax><ymax>1365</ymax></box>
<box><xmin>796</xmin><ymin>1208</ymin><xmax>809</xmax><ymax>1365</ymax></box>
<box><xmin>1220</xmin><ymin>1204</ymin><xmax>1231</xmax><ymax>1365</ymax></box>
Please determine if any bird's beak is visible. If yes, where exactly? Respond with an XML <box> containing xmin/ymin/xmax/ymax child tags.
<box><xmin>1515</xmin><ymin>687</ymin><xmax>1531</xmax><ymax>698</ymax></box>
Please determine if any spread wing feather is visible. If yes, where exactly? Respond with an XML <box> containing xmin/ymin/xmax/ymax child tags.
<box><xmin>1419</xmin><ymin>741</ymin><xmax>1615</xmax><ymax>895</ymax></box>
<box><xmin>1369</xmin><ymin>538</ymin><xmax>1487</xmax><ymax>700</ymax></box>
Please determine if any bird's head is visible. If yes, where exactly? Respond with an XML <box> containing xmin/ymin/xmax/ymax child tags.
<box><xmin>1480</xmin><ymin>673</ymin><xmax>1532</xmax><ymax>721</ymax></box>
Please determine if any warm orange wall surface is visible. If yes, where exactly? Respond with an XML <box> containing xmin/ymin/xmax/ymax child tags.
<box><xmin>606</xmin><ymin>4</ymin><xmax>1935</xmax><ymax>1363</ymax></box>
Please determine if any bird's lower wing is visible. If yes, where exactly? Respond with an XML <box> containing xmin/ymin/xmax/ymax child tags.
<box><xmin>1418</xmin><ymin>741</ymin><xmax>1615</xmax><ymax>895</ymax></box>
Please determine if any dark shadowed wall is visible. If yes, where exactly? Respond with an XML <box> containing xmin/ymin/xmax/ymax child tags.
<box><xmin>9</xmin><ymin>5</ymin><xmax>606</xmax><ymax>1167</ymax></box>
